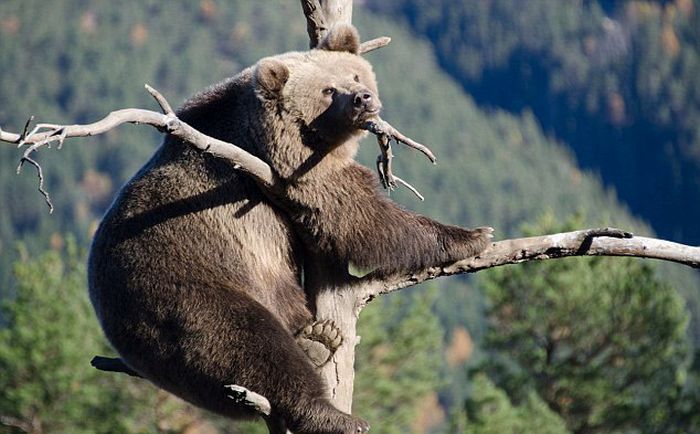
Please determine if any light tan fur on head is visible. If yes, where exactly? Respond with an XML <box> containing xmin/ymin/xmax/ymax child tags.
<box><xmin>255</xmin><ymin>59</ymin><xmax>289</xmax><ymax>98</ymax></box>
<box><xmin>282</xmin><ymin>51</ymin><xmax>379</xmax><ymax>127</ymax></box>
<box><xmin>252</xmin><ymin>48</ymin><xmax>381</xmax><ymax>180</ymax></box>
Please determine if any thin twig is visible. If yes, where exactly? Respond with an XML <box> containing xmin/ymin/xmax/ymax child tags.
<box><xmin>16</xmin><ymin>155</ymin><xmax>53</xmax><ymax>213</ymax></box>
<box><xmin>393</xmin><ymin>176</ymin><xmax>424</xmax><ymax>201</ymax></box>
<box><xmin>18</xmin><ymin>116</ymin><xmax>34</xmax><ymax>144</ymax></box>
<box><xmin>375</xmin><ymin>134</ymin><xmax>395</xmax><ymax>189</ymax></box>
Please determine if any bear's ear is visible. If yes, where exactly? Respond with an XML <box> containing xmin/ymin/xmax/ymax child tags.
<box><xmin>317</xmin><ymin>23</ymin><xmax>360</xmax><ymax>54</ymax></box>
<box><xmin>255</xmin><ymin>59</ymin><xmax>289</xmax><ymax>98</ymax></box>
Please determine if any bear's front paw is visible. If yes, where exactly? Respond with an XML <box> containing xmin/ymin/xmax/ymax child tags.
<box><xmin>296</xmin><ymin>319</ymin><xmax>343</xmax><ymax>367</ymax></box>
<box><xmin>474</xmin><ymin>226</ymin><xmax>494</xmax><ymax>240</ymax></box>
<box><xmin>459</xmin><ymin>226</ymin><xmax>495</xmax><ymax>258</ymax></box>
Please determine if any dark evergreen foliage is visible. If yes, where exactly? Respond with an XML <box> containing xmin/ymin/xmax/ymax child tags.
<box><xmin>369</xmin><ymin>0</ymin><xmax>700</xmax><ymax>245</ymax></box>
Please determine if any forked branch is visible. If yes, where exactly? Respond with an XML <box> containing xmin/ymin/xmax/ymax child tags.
<box><xmin>364</xmin><ymin>118</ymin><xmax>436</xmax><ymax>200</ymax></box>
<box><xmin>2</xmin><ymin>87</ymin><xmax>278</xmax><ymax>205</ymax></box>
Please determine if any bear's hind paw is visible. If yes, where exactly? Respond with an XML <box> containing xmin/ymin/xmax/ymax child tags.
<box><xmin>296</xmin><ymin>319</ymin><xmax>343</xmax><ymax>367</ymax></box>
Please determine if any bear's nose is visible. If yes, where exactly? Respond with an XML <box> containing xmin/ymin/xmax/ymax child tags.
<box><xmin>353</xmin><ymin>92</ymin><xmax>373</xmax><ymax>108</ymax></box>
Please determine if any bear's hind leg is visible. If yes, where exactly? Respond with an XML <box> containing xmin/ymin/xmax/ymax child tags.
<box><xmin>217</xmin><ymin>292</ymin><xmax>367</xmax><ymax>433</ymax></box>
<box><xmin>148</xmin><ymin>286</ymin><xmax>368</xmax><ymax>434</ymax></box>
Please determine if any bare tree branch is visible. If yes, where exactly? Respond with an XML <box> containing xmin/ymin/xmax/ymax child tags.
<box><xmin>1</xmin><ymin>86</ymin><xmax>279</xmax><ymax>203</ymax></box>
<box><xmin>366</xmin><ymin>118</ymin><xmax>435</xmax><ymax>199</ymax></box>
<box><xmin>1</xmin><ymin>86</ymin><xmax>427</xmax><ymax>206</ymax></box>
<box><xmin>369</xmin><ymin>228</ymin><xmax>700</xmax><ymax>300</ymax></box>
<box><xmin>363</xmin><ymin>118</ymin><xmax>436</xmax><ymax>163</ymax></box>
<box><xmin>145</xmin><ymin>83</ymin><xmax>175</xmax><ymax>115</ymax></box>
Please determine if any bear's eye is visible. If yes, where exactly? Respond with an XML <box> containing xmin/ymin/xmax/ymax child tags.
<box><xmin>322</xmin><ymin>87</ymin><xmax>336</xmax><ymax>96</ymax></box>
<box><xmin>353</xmin><ymin>74</ymin><xmax>360</xmax><ymax>83</ymax></box>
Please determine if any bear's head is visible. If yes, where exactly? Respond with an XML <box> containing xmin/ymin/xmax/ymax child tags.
<box><xmin>253</xmin><ymin>24</ymin><xmax>381</xmax><ymax>170</ymax></box>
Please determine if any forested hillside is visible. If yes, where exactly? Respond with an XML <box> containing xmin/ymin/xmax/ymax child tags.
<box><xmin>1</xmin><ymin>1</ymin><xmax>699</xmax><ymax>433</ymax></box>
<box><xmin>369</xmin><ymin>0</ymin><xmax>700</xmax><ymax>245</ymax></box>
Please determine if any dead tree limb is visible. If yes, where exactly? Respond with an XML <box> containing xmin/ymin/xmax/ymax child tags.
<box><xmin>1</xmin><ymin>85</ymin><xmax>279</xmax><ymax>211</ymax></box>
<box><xmin>359</xmin><ymin>37</ymin><xmax>392</xmax><ymax>54</ymax></box>
<box><xmin>1</xmin><ymin>86</ymin><xmax>420</xmax><ymax>209</ymax></box>
<box><xmin>365</xmin><ymin>118</ymin><xmax>435</xmax><ymax>199</ymax></box>
<box><xmin>371</xmin><ymin>228</ymin><xmax>700</xmax><ymax>298</ymax></box>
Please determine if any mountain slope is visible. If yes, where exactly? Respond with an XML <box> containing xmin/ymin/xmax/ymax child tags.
<box><xmin>368</xmin><ymin>0</ymin><xmax>700</xmax><ymax>245</ymax></box>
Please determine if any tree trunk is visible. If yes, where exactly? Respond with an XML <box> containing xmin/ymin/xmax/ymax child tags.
<box><xmin>300</xmin><ymin>0</ymin><xmax>353</xmax><ymax>48</ymax></box>
<box><xmin>298</xmin><ymin>0</ymin><xmax>371</xmax><ymax>415</ymax></box>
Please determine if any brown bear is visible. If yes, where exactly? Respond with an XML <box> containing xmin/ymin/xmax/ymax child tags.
<box><xmin>88</xmin><ymin>24</ymin><xmax>491</xmax><ymax>434</ymax></box>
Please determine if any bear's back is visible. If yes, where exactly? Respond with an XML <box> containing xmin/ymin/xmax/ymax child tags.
<box><xmin>87</xmin><ymin>71</ymin><xmax>305</xmax><ymax>350</ymax></box>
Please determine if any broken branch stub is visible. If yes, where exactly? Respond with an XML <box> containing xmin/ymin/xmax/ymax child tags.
<box><xmin>359</xmin><ymin>37</ymin><xmax>391</xmax><ymax>54</ymax></box>
<box><xmin>224</xmin><ymin>385</ymin><xmax>273</xmax><ymax>417</ymax></box>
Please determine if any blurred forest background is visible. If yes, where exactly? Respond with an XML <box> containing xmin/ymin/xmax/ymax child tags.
<box><xmin>1</xmin><ymin>0</ymin><xmax>699</xmax><ymax>433</ymax></box>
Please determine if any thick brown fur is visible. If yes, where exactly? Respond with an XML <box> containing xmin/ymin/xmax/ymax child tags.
<box><xmin>88</xmin><ymin>24</ymin><xmax>490</xmax><ymax>434</ymax></box>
